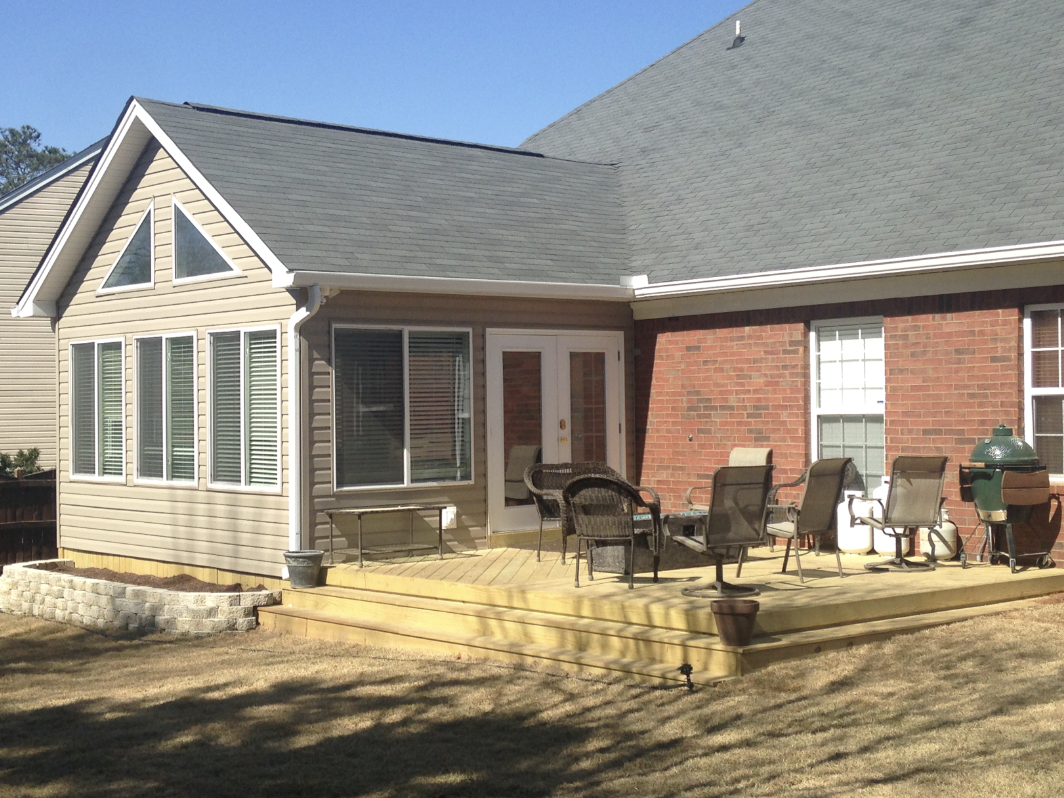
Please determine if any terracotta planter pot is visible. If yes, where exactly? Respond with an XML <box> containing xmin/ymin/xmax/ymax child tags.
<box><xmin>711</xmin><ymin>598</ymin><xmax>759</xmax><ymax>646</ymax></box>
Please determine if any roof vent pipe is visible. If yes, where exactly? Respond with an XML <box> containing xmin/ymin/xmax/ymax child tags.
<box><xmin>728</xmin><ymin>19</ymin><xmax>745</xmax><ymax>50</ymax></box>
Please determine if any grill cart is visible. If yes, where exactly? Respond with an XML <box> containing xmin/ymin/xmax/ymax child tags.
<box><xmin>958</xmin><ymin>425</ymin><xmax>1055</xmax><ymax>572</ymax></box>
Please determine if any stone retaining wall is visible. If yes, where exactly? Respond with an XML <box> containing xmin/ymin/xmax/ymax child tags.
<box><xmin>0</xmin><ymin>559</ymin><xmax>281</xmax><ymax>635</ymax></box>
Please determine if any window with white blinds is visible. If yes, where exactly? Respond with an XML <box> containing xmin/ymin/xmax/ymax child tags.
<box><xmin>334</xmin><ymin>326</ymin><xmax>472</xmax><ymax>489</ymax></box>
<box><xmin>136</xmin><ymin>334</ymin><xmax>196</xmax><ymax>482</ymax></box>
<box><xmin>70</xmin><ymin>340</ymin><xmax>124</xmax><ymax>478</ymax></box>
<box><xmin>209</xmin><ymin>328</ymin><xmax>279</xmax><ymax>488</ymax></box>
<box><xmin>812</xmin><ymin>320</ymin><xmax>885</xmax><ymax>494</ymax></box>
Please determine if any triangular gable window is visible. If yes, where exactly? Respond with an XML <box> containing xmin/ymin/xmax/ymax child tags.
<box><xmin>100</xmin><ymin>204</ymin><xmax>153</xmax><ymax>291</ymax></box>
<box><xmin>173</xmin><ymin>199</ymin><xmax>239</xmax><ymax>282</ymax></box>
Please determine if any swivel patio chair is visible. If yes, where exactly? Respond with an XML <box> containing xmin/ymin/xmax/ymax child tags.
<box><xmin>685</xmin><ymin>447</ymin><xmax>773</xmax><ymax>511</ymax></box>
<box><xmin>562</xmin><ymin>473</ymin><xmax>663</xmax><ymax>589</ymax></box>
<box><xmin>765</xmin><ymin>458</ymin><xmax>852</xmax><ymax>582</ymax></box>
<box><xmin>849</xmin><ymin>455</ymin><xmax>949</xmax><ymax>572</ymax></box>
<box><xmin>524</xmin><ymin>461</ymin><xmax>620</xmax><ymax>563</ymax></box>
<box><xmin>676</xmin><ymin>464</ymin><xmax>775</xmax><ymax>598</ymax></box>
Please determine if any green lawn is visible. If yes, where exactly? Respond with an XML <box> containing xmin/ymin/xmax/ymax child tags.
<box><xmin>2</xmin><ymin>598</ymin><xmax>1063</xmax><ymax>797</ymax></box>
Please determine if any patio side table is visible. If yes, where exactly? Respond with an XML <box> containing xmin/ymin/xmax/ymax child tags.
<box><xmin>326</xmin><ymin>504</ymin><xmax>449</xmax><ymax>567</ymax></box>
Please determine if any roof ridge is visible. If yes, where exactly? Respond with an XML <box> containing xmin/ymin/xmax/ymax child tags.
<box><xmin>520</xmin><ymin>0</ymin><xmax>762</xmax><ymax>148</ymax></box>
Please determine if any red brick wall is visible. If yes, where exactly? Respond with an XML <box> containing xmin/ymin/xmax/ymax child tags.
<box><xmin>633</xmin><ymin>284</ymin><xmax>1064</xmax><ymax>558</ymax></box>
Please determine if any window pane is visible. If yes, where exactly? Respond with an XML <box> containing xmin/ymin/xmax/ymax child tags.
<box><xmin>211</xmin><ymin>332</ymin><xmax>242</xmax><ymax>484</ymax></box>
<box><xmin>137</xmin><ymin>338</ymin><xmax>164</xmax><ymax>479</ymax></box>
<box><xmin>816</xmin><ymin>322</ymin><xmax>884</xmax><ymax>411</ymax></box>
<box><xmin>335</xmin><ymin>329</ymin><xmax>404</xmax><ymax>487</ymax></box>
<box><xmin>71</xmin><ymin>343</ymin><xmax>96</xmax><ymax>475</ymax></box>
<box><xmin>570</xmin><ymin>351</ymin><xmax>606</xmax><ymax>463</ymax></box>
<box><xmin>502</xmin><ymin>351</ymin><xmax>542</xmax><ymax>506</ymax></box>
<box><xmin>97</xmin><ymin>342</ymin><xmax>124</xmax><ymax>477</ymax></box>
<box><xmin>409</xmin><ymin>331</ymin><xmax>472</xmax><ymax>483</ymax></box>
<box><xmin>819</xmin><ymin>415</ymin><xmax>883</xmax><ymax>494</ymax></box>
<box><xmin>174</xmin><ymin>205</ymin><xmax>235</xmax><ymax>279</ymax></box>
<box><xmin>102</xmin><ymin>212</ymin><xmax>152</xmax><ymax>289</ymax></box>
<box><xmin>167</xmin><ymin>336</ymin><xmax>196</xmax><ymax>482</ymax></box>
<box><xmin>1034</xmin><ymin>396</ymin><xmax>1064</xmax><ymax>475</ymax></box>
<box><xmin>1031</xmin><ymin>310</ymin><xmax>1060</xmax><ymax>349</ymax></box>
<box><xmin>245</xmin><ymin>331</ymin><xmax>278</xmax><ymax>486</ymax></box>
<box><xmin>1032</xmin><ymin>350</ymin><xmax>1061</xmax><ymax>389</ymax></box>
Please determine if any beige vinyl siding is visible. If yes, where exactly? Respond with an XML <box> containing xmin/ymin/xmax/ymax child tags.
<box><xmin>0</xmin><ymin>164</ymin><xmax>93</xmax><ymax>465</ymax></box>
<box><xmin>304</xmin><ymin>291</ymin><xmax>635</xmax><ymax>552</ymax></box>
<box><xmin>56</xmin><ymin>141</ymin><xmax>295</xmax><ymax>578</ymax></box>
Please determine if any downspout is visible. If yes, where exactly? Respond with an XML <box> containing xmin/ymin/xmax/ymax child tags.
<box><xmin>287</xmin><ymin>285</ymin><xmax>323</xmax><ymax>556</ymax></box>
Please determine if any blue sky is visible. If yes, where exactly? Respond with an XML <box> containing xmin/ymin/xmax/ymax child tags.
<box><xmin>7</xmin><ymin>1</ymin><xmax>746</xmax><ymax>154</ymax></box>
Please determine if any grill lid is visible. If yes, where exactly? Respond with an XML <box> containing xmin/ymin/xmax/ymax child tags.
<box><xmin>969</xmin><ymin>424</ymin><xmax>1039</xmax><ymax>466</ymax></box>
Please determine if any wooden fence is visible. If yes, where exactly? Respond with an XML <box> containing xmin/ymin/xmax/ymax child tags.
<box><xmin>0</xmin><ymin>469</ymin><xmax>57</xmax><ymax>570</ymax></box>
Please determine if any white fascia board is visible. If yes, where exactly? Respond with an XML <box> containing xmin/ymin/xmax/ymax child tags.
<box><xmin>277</xmin><ymin>269</ymin><xmax>635</xmax><ymax>301</ymax></box>
<box><xmin>631</xmin><ymin>240</ymin><xmax>1064</xmax><ymax>319</ymax></box>
<box><xmin>14</xmin><ymin>100</ymin><xmax>290</xmax><ymax>319</ymax></box>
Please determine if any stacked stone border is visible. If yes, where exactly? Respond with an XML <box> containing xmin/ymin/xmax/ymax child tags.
<box><xmin>0</xmin><ymin>559</ymin><xmax>281</xmax><ymax>635</ymax></box>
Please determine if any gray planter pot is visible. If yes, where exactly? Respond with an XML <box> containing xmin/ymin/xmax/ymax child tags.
<box><xmin>283</xmin><ymin>550</ymin><xmax>325</xmax><ymax>589</ymax></box>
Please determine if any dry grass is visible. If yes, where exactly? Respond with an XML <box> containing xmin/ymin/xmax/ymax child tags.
<box><xmin>3</xmin><ymin>601</ymin><xmax>1064</xmax><ymax>798</ymax></box>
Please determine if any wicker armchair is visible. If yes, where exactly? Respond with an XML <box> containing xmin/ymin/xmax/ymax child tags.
<box><xmin>524</xmin><ymin>462</ymin><xmax>620</xmax><ymax>563</ymax></box>
<box><xmin>562</xmin><ymin>473</ymin><xmax>663</xmax><ymax>589</ymax></box>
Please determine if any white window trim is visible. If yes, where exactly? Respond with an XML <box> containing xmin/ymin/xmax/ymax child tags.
<box><xmin>69</xmin><ymin>336</ymin><xmax>126</xmax><ymax>483</ymax></box>
<box><xmin>206</xmin><ymin>324</ymin><xmax>282</xmax><ymax>493</ymax></box>
<box><xmin>809</xmin><ymin>315</ymin><xmax>885</xmax><ymax>469</ymax></box>
<box><xmin>171</xmin><ymin>196</ymin><xmax>242</xmax><ymax>285</ymax></box>
<box><xmin>1023</xmin><ymin>302</ymin><xmax>1064</xmax><ymax>480</ymax></box>
<box><xmin>331</xmin><ymin>323</ymin><xmax>476</xmax><ymax>494</ymax></box>
<box><xmin>96</xmin><ymin>203</ymin><xmax>154</xmax><ymax>295</ymax></box>
<box><xmin>133</xmin><ymin>331</ymin><xmax>199</xmax><ymax>487</ymax></box>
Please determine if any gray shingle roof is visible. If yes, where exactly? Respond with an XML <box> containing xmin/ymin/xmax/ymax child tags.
<box><xmin>522</xmin><ymin>0</ymin><xmax>1064</xmax><ymax>283</ymax></box>
<box><xmin>138</xmin><ymin>99</ymin><xmax>627</xmax><ymax>284</ymax></box>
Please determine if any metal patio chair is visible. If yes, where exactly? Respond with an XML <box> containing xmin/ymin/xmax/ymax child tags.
<box><xmin>764</xmin><ymin>459</ymin><xmax>858</xmax><ymax>552</ymax></box>
<box><xmin>562</xmin><ymin>473</ymin><xmax>663</xmax><ymax>589</ymax></box>
<box><xmin>765</xmin><ymin>457</ymin><xmax>852</xmax><ymax>582</ymax></box>
<box><xmin>685</xmin><ymin>447</ymin><xmax>773</xmax><ymax>510</ymax></box>
<box><xmin>676</xmin><ymin>464</ymin><xmax>775</xmax><ymax>598</ymax></box>
<box><xmin>849</xmin><ymin>455</ymin><xmax>949</xmax><ymax>572</ymax></box>
<box><xmin>524</xmin><ymin>461</ymin><xmax>620</xmax><ymax>563</ymax></box>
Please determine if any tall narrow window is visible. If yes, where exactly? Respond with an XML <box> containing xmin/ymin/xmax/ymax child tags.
<box><xmin>173</xmin><ymin>198</ymin><xmax>239</xmax><ymax>282</ymax></box>
<box><xmin>334</xmin><ymin>327</ymin><xmax>472</xmax><ymax>489</ymax></box>
<box><xmin>136</xmin><ymin>334</ymin><xmax>196</xmax><ymax>482</ymax></box>
<box><xmin>70</xmin><ymin>340</ymin><xmax>124</xmax><ymax>478</ymax></box>
<box><xmin>209</xmin><ymin>328</ymin><xmax>279</xmax><ymax>488</ymax></box>
<box><xmin>100</xmin><ymin>204</ymin><xmax>153</xmax><ymax>291</ymax></box>
<box><xmin>1026</xmin><ymin>306</ymin><xmax>1064</xmax><ymax>477</ymax></box>
<box><xmin>812</xmin><ymin>320</ymin><xmax>885</xmax><ymax>493</ymax></box>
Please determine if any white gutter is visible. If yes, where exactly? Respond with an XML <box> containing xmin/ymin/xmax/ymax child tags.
<box><xmin>276</xmin><ymin>269</ymin><xmax>634</xmax><ymax>301</ymax></box>
<box><xmin>287</xmin><ymin>285</ymin><xmax>323</xmax><ymax>556</ymax></box>
<box><xmin>632</xmin><ymin>239</ymin><xmax>1064</xmax><ymax>300</ymax></box>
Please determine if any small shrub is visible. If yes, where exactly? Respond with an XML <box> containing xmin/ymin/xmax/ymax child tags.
<box><xmin>0</xmin><ymin>448</ymin><xmax>42</xmax><ymax>477</ymax></box>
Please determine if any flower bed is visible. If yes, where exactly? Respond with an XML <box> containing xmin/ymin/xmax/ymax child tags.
<box><xmin>0</xmin><ymin>559</ymin><xmax>280</xmax><ymax>635</ymax></box>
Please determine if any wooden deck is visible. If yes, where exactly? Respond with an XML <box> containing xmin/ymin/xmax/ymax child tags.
<box><xmin>258</xmin><ymin>545</ymin><xmax>1064</xmax><ymax>685</ymax></box>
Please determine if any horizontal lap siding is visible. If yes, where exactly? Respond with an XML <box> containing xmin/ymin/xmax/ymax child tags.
<box><xmin>56</xmin><ymin>141</ymin><xmax>294</xmax><ymax>578</ymax></box>
<box><xmin>305</xmin><ymin>292</ymin><xmax>634</xmax><ymax>551</ymax></box>
<box><xmin>0</xmin><ymin>164</ymin><xmax>93</xmax><ymax>465</ymax></box>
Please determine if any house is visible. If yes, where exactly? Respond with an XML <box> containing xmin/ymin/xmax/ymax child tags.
<box><xmin>0</xmin><ymin>141</ymin><xmax>103</xmax><ymax>465</ymax></box>
<box><xmin>13</xmin><ymin>0</ymin><xmax>1064</xmax><ymax>583</ymax></box>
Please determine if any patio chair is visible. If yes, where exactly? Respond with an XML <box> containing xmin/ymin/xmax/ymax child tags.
<box><xmin>685</xmin><ymin>447</ymin><xmax>773</xmax><ymax>510</ymax></box>
<box><xmin>524</xmin><ymin>461</ymin><xmax>620</xmax><ymax>563</ymax></box>
<box><xmin>765</xmin><ymin>458</ymin><xmax>852</xmax><ymax>582</ymax></box>
<box><xmin>849</xmin><ymin>455</ymin><xmax>949</xmax><ymax>572</ymax></box>
<box><xmin>676</xmin><ymin>464</ymin><xmax>775</xmax><ymax>598</ymax></box>
<box><xmin>765</xmin><ymin>459</ymin><xmax>858</xmax><ymax>553</ymax></box>
<box><xmin>504</xmin><ymin>445</ymin><xmax>542</xmax><ymax>503</ymax></box>
<box><xmin>562</xmin><ymin>473</ymin><xmax>663</xmax><ymax>589</ymax></box>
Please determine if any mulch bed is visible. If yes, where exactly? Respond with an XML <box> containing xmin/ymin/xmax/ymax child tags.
<box><xmin>51</xmin><ymin>563</ymin><xmax>266</xmax><ymax>593</ymax></box>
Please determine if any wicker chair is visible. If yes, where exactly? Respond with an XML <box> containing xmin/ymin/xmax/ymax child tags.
<box><xmin>524</xmin><ymin>462</ymin><xmax>620</xmax><ymax>563</ymax></box>
<box><xmin>676</xmin><ymin>464</ymin><xmax>775</xmax><ymax>598</ymax></box>
<box><xmin>849</xmin><ymin>456</ymin><xmax>949</xmax><ymax>572</ymax></box>
<box><xmin>765</xmin><ymin>458</ymin><xmax>852</xmax><ymax>582</ymax></box>
<box><xmin>562</xmin><ymin>473</ymin><xmax>663</xmax><ymax>589</ymax></box>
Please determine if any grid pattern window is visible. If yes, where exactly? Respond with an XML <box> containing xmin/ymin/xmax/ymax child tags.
<box><xmin>334</xmin><ymin>327</ymin><xmax>472</xmax><ymax>489</ymax></box>
<box><xmin>812</xmin><ymin>321</ymin><xmax>885</xmax><ymax>494</ymax></box>
<box><xmin>70</xmin><ymin>340</ymin><xmax>125</xmax><ymax>478</ymax></box>
<box><xmin>209</xmin><ymin>329</ymin><xmax>279</xmax><ymax>488</ymax></box>
<box><xmin>137</xmin><ymin>335</ymin><xmax>196</xmax><ymax>482</ymax></box>
<box><xmin>1026</xmin><ymin>306</ymin><xmax>1064</xmax><ymax>476</ymax></box>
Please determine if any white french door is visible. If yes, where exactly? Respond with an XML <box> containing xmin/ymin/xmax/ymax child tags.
<box><xmin>486</xmin><ymin>330</ymin><xmax>625</xmax><ymax>533</ymax></box>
